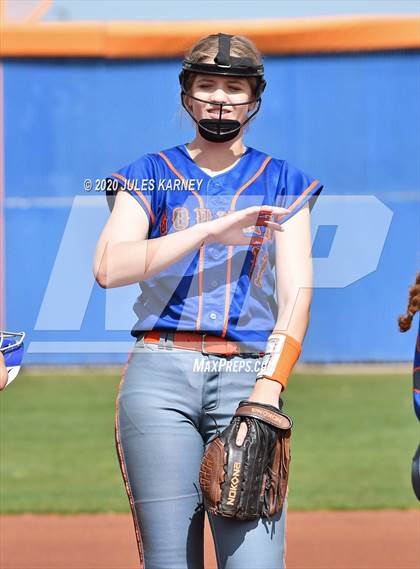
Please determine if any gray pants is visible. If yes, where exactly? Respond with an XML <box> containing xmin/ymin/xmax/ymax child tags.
<box><xmin>115</xmin><ymin>332</ymin><xmax>288</xmax><ymax>569</ymax></box>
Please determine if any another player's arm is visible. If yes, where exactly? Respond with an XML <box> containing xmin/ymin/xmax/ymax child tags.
<box><xmin>250</xmin><ymin>203</ymin><xmax>313</xmax><ymax>400</ymax></box>
<box><xmin>93</xmin><ymin>189</ymin><xmax>211</xmax><ymax>288</ymax></box>
<box><xmin>0</xmin><ymin>352</ymin><xmax>8</xmax><ymax>390</ymax></box>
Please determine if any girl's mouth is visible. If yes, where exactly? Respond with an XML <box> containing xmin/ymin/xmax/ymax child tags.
<box><xmin>207</xmin><ymin>109</ymin><xmax>233</xmax><ymax>118</ymax></box>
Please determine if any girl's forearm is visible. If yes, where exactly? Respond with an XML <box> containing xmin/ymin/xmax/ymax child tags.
<box><xmin>273</xmin><ymin>289</ymin><xmax>312</xmax><ymax>343</ymax></box>
<box><xmin>250</xmin><ymin>297</ymin><xmax>311</xmax><ymax>400</ymax></box>
<box><xmin>97</xmin><ymin>223</ymin><xmax>211</xmax><ymax>288</ymax></box>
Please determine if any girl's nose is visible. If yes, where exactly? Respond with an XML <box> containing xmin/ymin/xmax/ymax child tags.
<box><xmin>210</xmin><ymin>88</ymin><xmax>229</xmax><ymax>103</ymax></box>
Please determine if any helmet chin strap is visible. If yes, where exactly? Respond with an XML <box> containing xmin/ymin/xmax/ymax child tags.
<box><xmin>198</xmin><ymin>118</ymin><xmax>241</xmax><ymax>143</ymax></box>
<box><xmin>181</xmin><ymin>92</ymin><xmax>261</xmax><ymax>143</ymax></box>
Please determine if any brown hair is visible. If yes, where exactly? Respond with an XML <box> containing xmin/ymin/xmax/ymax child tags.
<box><xmin>398</xmin><ymin>272</ymin><xmax>420</xmax><ymax>332</ymax></box>
<box><xmin>183</xmin><ymin>33</ymin><xmax>264</xmax><ymax>95</ymax></box>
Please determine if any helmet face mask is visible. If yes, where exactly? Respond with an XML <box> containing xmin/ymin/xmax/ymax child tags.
<box><xmin>179</xmin><ymin>33</ymin><xmax>266</xmax><ymax>143</ymax></box>
<box><xmin>0</xmin><ymin>331</ymin><xmax>25</xmax><ymax>386</ymax></box>
<box><xmin>180</xmin><ymin>92</ymin><xmax>262</xmax><ymax>143</ymax></box>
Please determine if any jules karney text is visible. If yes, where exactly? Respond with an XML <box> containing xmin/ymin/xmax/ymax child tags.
<box><xmin>122</xmin><ymin>178</ymin><xmax>204</xmax><ymax>192</ymax></box>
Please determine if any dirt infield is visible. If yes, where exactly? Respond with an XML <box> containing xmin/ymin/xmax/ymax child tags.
<box><xmin>1</xmin><ymin>510</ymin><xmax>418</xmax><ymax>569</ymax></box>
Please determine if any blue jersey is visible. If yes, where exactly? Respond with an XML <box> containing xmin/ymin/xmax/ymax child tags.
<box><xmin>107</xmin><ymin>144</ymin><xmax>323</xmax><ymax>353</ymax></box>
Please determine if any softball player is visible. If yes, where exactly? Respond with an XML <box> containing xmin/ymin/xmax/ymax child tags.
<box><xmin>94</xmin><ymin>33</ymin><xmax>323</xmax><ymax>569</ymax></box>
<box><xmin>398</xmin><ymin>272</ymin><xmax>420</xmax><ymax>500</ymax></box>
<box><xmin>0</xmin><ymin>331</ymin><xmax>25</xmax><ymax>390</ymax></box>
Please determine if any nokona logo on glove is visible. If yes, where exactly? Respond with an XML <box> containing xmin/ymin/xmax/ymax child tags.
<box><xmin>227</xmin><ymin>461</ymin><xmax>241</xmax><ymax>506</ymax></box>
<box><xmin>250</xmin><ymin>406</ymin><xmax>286</xmax><ymax>426</ymax></box>
<box><xmin>235</xmin><ymin>404</ymin><xmax>292</xmax><ymax>430</ymax></box>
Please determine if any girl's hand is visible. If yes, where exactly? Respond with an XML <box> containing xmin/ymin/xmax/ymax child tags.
<box><xmin>235</xmin><ymin>378</ymin><xmax>282</xmax><ymax>446</ymax></box>
<box><xmin>203</xmin><ymin>205</ymin><xmax>290</xmax><ymax>246</ymax></box>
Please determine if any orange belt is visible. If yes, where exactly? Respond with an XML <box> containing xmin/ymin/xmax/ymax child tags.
<box><xmin>142</xmin><ymin>330</ymin><xmax>264</xmax><ymax>357</ymax></box>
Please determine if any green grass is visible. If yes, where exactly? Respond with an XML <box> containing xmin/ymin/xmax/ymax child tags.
<box><xmin>0</xmin><ymin>371</ymin><xmax>127</xmax><ymax>514</ymax></box>
<box><xmin>286</xmin><ymin>373</ymin><xmax>419</xmax><ymax>510</ymax></box>
<box><xmin>0</xmin><ymin>370</ymin><xmax>418</xmax><ymax>513</ymax></box>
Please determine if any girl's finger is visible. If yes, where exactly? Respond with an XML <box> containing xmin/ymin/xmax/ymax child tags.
<box><xmin>255</xmin><ymin>214</ymin><xmax>275</xmax><ymax>225</ymax></box>
<box><xmin>256</xmin><ymin>217</ymin><xmax>284</xmax><ymax>228</ymax></box>
<box><xmin>256</xmin><ymin>211</ymin><xmax>289</xmax><ymax>223</ymax></box>
<box><xmin>258</xmin><ymin>212</ymin><xmax>290</xmax><ymax>222</ymax></box>
<box><xmin>245</xmin><ymin>207</ymin><xmax>290</xmax><ymax>220</ymax></box>
<box><xmin>257</xmin><ymin>205</ymin><xmax>290</xmax><ymax>213</ymax></box>
<box><xmin>264</xmin><ymin>220</ymin><xmax>285</xmax><ymax>232</ymax></box>
<box><xmin>236</xmin><ymin>422</ymin><xmax>248</xmax><ymax>446</ymax></box>
<box><xmin>275</xmin><ymin>211</ymin><xmax>290</xmax><ymax>220</ymax></box>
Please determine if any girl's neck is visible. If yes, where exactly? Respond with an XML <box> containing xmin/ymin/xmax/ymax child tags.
<box><xmin>186</xmin><ymin>136</ymin><xmax>247</xmax><ymax>173</ymax></box>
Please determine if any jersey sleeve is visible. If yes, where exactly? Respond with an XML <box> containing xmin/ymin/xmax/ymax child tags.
<box><xmin>275</xmin><ymin>161</ymin><xmax>324</xmax><ymax>224</ymax></box>
<box><xmin>106</xmin><ymin>154</ymin><xmax>158</xmax><ymax>227</ymax></box>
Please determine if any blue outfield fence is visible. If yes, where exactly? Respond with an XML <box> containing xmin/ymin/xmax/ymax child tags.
<box><xmin>4</xmin><ymin>51</ymin><xmax>420</xmax><ymax>363</ymax></box>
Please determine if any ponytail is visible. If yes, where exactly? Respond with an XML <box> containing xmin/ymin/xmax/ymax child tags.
<box><xmin>398</xmin><ymin>272</ymin><xmax>420</xmax><ymax>332</ymax></box>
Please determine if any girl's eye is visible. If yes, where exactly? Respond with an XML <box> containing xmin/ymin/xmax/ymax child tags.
<box><xmin>196</xmin><ymin>83</ymin><xmax>242</xmax><ymax>91</ymax></box>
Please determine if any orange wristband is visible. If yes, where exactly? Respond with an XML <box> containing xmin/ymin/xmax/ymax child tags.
<box><xmin>256</xmin><ymin>333</ymin><xmax>302</xmax><ymax>391</ymax></box>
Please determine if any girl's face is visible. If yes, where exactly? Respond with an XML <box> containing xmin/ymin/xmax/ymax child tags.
<box><xmin>187</xmin><ymin>73</ymin><xmax>256</xmax><ymax>125</ymax></box>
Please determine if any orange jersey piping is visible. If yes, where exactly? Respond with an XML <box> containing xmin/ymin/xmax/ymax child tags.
<box><xmin>114</xmin><ymin>354</ymin><xmax>145</xmax><ymax>568</ymax></box>
<box><xmin>158</xmin><ymin>151</ymin><xmax>205</xmax><ymax>331</ymax></box>
<box><xmin>111</xmin><ymin>172</ymin><xmax>156</xmax><ymax>225</ymax></box>
<box><xmin>221</xmin><ymin>156</ymin><xmax>272</xmax><ymax>338</ymax></box>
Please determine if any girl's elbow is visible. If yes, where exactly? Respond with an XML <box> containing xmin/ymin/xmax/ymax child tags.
<box><xmin>93</xmin><ymin>262</ymin><xmax>111</xmax><ymax>289</ymax></box>
<box><xmin>93</xmin><ymin>266</ymin><xmax>142</xmax><ymax>288</ymax></box>
<box><xmin>94</xmin><ymin>269</ymin><xmax>108</xmax><ymax>289</ymax></box>
<box><xmin>93</xmin><ymin>248</ymin><xmax>114</xmax><ymax>288</ymax></box>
